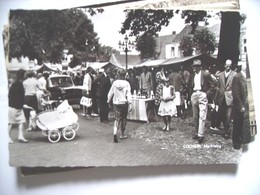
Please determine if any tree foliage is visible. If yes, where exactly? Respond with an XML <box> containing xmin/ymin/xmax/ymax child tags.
<box><xmin>120</xmin><ymin>9</ymin><xmax>174</xmax><ymax>37</ymax></box>
<box><xmin>120</xmin><ymin>9</ymin><xmax>209</xmax><ymax>37</ymax></box>
<box><xmin>9</xmin><ymin>9</ymin><xmax>101</xmax><ymax>65</ymax></box>
<box><xmin>179</xmin><ymin>27</ymin><xmax>216</xmax><ymax>56</ymax></box>
<box><xmin>193</xmin><ymin>27</ymin><xmax>216</xmax><ymax>54</ymax></box>
<box><xmin>179</xmin><ymin>35</ymin><xmax>193</xmax><ymax>56</ymax></box>
<box><xmin>120</xmin><ymin>9</ymin><xmax>242</xmax><ymax>67</ymax></box>
<box><xmin>136</xmin><ymin>32</ymin><xmax>158</xmax><ymax>60</ymax></box>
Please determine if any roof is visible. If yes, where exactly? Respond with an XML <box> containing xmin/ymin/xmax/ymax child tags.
<box><xmin>208</xmin><ymin>23</ymin><xmax>221</xmax><ymax>38</ymax></box>
<box><xmin>155</xmin><ymin>34</ymin><xmax>176</xmax><ymax>47</ymax></box>
<box><xmin>155</xmin><ymin>34</ymin><xmax>176</xmax><ymax>59</ymax></box>
<box><xmin>172</xmin><ymin>25</ymin><xmax>204</xmax><ymax>43</ymax></box>
<box><xmin>171</xmin><ymin>24</ymin><xmax>221</xmax><ymax>44</ymax></box>
<box><xmin>162</xmin><ymin>55</ymin><xmax>199</xmax><ymax>66</ymax></box>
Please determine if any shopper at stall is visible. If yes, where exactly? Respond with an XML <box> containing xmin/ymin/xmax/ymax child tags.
<box><xmin>82</xmin><ymin>66</ymin><xmax>94</xmax><ymax>117</ymax></box>
<box><xmin>23</xmin><ymin>70</ymin><xmax>38</xmax><ymax>120</ymax></box>
<box><xmin>140</xmin><ymin>66</ymin><xmax>154</xmax><ymax>97</ymax></box>
<box><xmin>158</xmin><ymin>77</ymin><xmax>177</xmax><ymax>131</ymax></box>
<box><xmin>155</xmin><ymin>70</ymin><xmax>165</xmax><ymax>115</ymax></box>
<box><xmin>107</xmin><ymin>69</ymin><xmax>132</xmax><ymax>143</ymax></box>
<box><xmin>179</xmin><ymin>65</ymin><xmax>191</xmax><ymax>119</ymax></box>
<box><xmin>126</xmin><ymin>68</ymin><xmax>139</xmax><ymax>94</ymax></box>
<box><xmin>8</xmin><ymin>69</ymin><xmax>28</xmax><ymax>143</ymax></box>
<box><xmin>168</xmin><ymin>69</ymin><xmax>184</xmax><ymax>117</ymax></box>
<box><xmin>36</xmin><ymin>73</ymin><xmax>48</xmax><ymax>111</ymax></box>
<box><xmin>95</xmin><ymin>68</ymin><xmax>111</xmax><ymax>123</ymax></box>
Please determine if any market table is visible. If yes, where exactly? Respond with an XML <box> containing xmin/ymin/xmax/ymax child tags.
<box><xmin>127</xmin><ymin>97</ymin><xmax>158</xmax><ymax>123</ymax></box>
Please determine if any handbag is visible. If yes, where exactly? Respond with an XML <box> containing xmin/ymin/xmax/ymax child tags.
<box><xmin>80</xmin><ymin>96</ymin><xmax>92</xmax><ymax>107</ymax></box>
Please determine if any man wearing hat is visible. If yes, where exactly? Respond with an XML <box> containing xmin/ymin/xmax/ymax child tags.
<box><xmin>190</xmin><ymin>59</ymin><xmax>214</xmax><ymax>144</ymax></box>
<box><xmin>215</xmin><ymin>59</ymin><xmax>237</xmax><ymax>139</ymax></box>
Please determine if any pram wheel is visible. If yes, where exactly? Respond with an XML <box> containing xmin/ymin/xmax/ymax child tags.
<box><xmin>48</xmin><ymin>129</ymin><xmax>61</xmax><ymax>143</ymax></box>
<box><xmin>62</xmin><ymin>126</ymin><xmax>76</xmax><ymax>141</ymax></box>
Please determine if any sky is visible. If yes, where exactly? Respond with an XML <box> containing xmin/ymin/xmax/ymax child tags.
<box><xmin>88</xmin><ymin>6</ymin><xmax>221</xmax><ymax>50</ymax></box>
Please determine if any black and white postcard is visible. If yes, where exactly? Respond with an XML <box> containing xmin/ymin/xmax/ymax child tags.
<box><xmin>4</xmin><ymin>0</ymin><xmax>257</xmax><ymax>168</ymax></box>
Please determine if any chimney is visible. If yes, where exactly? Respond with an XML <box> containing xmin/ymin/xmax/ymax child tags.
<box><xmin>172</xmin><ymin>31</ymin><xmax>176</xmax><ymax>35</ymax></box>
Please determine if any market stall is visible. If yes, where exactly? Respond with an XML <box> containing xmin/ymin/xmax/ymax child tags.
<box><xmin>127</xmin><ymin>97</ymin><xmax>158</xmax><ymax>123</ymax></box>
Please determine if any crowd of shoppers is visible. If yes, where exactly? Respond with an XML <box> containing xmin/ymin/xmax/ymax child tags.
<box><xmin>8</xmin><ymin>59</ymin><xmax>250</xmax><ymax>149</ymax></box>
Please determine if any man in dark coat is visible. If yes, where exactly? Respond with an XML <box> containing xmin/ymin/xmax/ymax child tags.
<box><xmin>215</xmin><ymin>59</ymin><xmax>237</xmax><ymax>139</ymax></box>
<box><xmin>231</xmin><ymin>64</ymin><xmax>249</xmax><ymax>149</ymax></box>
<box><xmin>190</xmin><ymin>59</ymin><xmax>214</xmax><ymax>144</ymax></box>
<box><xmin>95</xmin><ymin>69</ymin><xmax>111</xmax><ymax>122</ymax></box>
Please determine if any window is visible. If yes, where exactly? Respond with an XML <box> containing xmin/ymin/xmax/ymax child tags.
<box><xmin>171</xmin><ymin>47</ymin><xmax>175</xmax><ymax>58</ymax></box>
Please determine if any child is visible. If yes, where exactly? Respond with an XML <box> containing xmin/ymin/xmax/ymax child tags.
<box><xmin>158</xmin><ymin>77</ymin><xmax>177</xmax><ymax>131</ymax></box>
<box><xmin>107</xmin><ymin>69</ymin><xmax>132</xmax><ymax>143</ymax></box>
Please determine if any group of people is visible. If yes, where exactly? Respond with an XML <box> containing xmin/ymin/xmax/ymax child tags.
<box><xmin>189</xmin><ymin>59</ymin><xmax>248</xmax><ymax>149</ymax></box>
<box><xmin>81</xmin><ymin>67</ymin><xmax>132</xmax><ymax>143</ymax></box>
<box><xmin>8</xmin><ymin>70</ymin><xmax>50</xmax><ymax>143</ymax></box>
<box><xmin>8</xmin><ymin>58</ymin><xmax>249</xmax><ymax>150</ymax></box>
<box><xmin>80</xmin><ymin>65</ymin><xmax>191</xmax><ymax>143</ymax></box>
<box><xmin>81</xmin><ymin>59</ymin><xmax>248</xmax><ymax>149</ymax></box>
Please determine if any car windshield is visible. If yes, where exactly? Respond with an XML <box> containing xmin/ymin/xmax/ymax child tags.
<box><xmin>50</xmin><ymin>77</ymin><xmax>73</xmax><ymax>87</ymax></box>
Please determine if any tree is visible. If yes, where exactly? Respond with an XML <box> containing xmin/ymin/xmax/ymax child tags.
<box><xmin>97</xmin><ymin>45</ymin><xmax>118</xmax><ymax>62</ymax></box>
<box><xmin>179</xmin><ymin>27</ymin><xmax>216</xmax><ymax>56</ymax></box>
<box><xmin>136</xmin><ymin>32</ymin><xmax>158</xmax><ymax>60</ymax></box>
<box><xmin>120</xmin><ymin>9</ymin><xmax>174</xmax><ymax>37</ymax></box>
<box><xmin>120</xmin><ymin>9</ymin><xmax>241</xmax><ymax>68</ymax></box>
<box><xmin>179</xmin><ymin>35</ymin><xmax>193</xmax><ymax>56</ymax></box>
<box><xmin>120</xmin><ymin>9</ymin><xmax>208</xmax><ymax>37</ymax></box>
<box><xmin>193</xmin><ymin>27</ymin><xmax>216</xmax><ymax>55</ymax></box>
<box><xmin>9</xmin><ymin>9</ymin><xmax>100</xmax><ymax>64</ymax></box>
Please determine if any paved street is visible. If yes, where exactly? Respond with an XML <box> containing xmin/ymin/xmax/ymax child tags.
<box><xmin>9</xmin><ymin>107</ymin><xmax>242</xmax><ymax>167</ymax></box>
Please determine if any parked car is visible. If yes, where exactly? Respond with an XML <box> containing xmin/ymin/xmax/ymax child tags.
<box><xmin>47</xmin><ymin>74</ymin><xmax>83</xmax><ymax>105</ymax></box>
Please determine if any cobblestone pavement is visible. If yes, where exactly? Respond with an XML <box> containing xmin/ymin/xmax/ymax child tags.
<box><xmin>130</xmin><ymin>116</ymin><xmax>241</xmax><ymax>165</ymax></box>
<box><xmin>9</xmin><ymin>108</ymin><xmax>241</xmax><ymax>167</ymax></box>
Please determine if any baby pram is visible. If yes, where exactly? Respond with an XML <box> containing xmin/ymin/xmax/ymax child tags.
<box><xmin>26</xmin><ymin>100</ymin><xmax>79</xmax><ymax>143</ymax></box>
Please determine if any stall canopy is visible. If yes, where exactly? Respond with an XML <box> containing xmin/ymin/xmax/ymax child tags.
<box><xmin>109</xmin><ymin>53</ymin><xmax>142</xmax><ymax>69</ymax></box>
<box><xmin>88</xmin><ymin>62</ymin><xmax>110</xmax><ymax>70</ymax></box>
<box><xmin>37</xmin><ymin>63</ymin><xmax>62</xmax><ymax>72</ymax></box>
<box><xmin>134</xmin><ymin>54</ymin><xmax>222</xmax><ymax>71</ymax></box>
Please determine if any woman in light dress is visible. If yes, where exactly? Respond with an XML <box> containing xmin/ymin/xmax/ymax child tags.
<box><xmin>158</xmin><ymin>77</ymin><xmax>177</xmax><ymax>131</ymax></box>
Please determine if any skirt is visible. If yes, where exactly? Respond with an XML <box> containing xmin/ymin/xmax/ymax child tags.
<box><xmin>158</xmin><ymin>100</ymin><xmax>177</xmax><ymax>117</ymax></box>
<box><xmin>8</xmin><ymin>107</ymin><xmax>26</xmax><ymax>124</ymax></box>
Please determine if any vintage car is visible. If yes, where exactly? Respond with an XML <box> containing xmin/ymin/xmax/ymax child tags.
<box><xmin>47</xmin><ymin>74</ymin><xmax>84</xmax><ymax>105</ymax></box>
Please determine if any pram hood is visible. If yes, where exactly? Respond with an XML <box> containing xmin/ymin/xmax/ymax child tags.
<box><xmin>36</xmin><ymin>100</ymin><xmax>78</xmax><ymax>130</ymax></box>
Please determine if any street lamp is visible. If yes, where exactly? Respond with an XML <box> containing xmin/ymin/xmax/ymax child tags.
<box><xmin>118</xmin><ymin>35</ymin><xmax>135</xmax><ymax>70</ymax></box>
